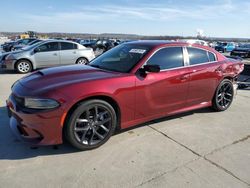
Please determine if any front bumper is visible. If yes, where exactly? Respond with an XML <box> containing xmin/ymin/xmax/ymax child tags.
<box><xmin>7</xmin><ymin>94</ymin><xmax>64</xmax><ymax>145</ymax></box>
<box><xmin>1</xmin><ymin>59</ymin><xmax>16</xmax><ymax>70</ymax></box>
<box><xmin>1</xmin><ymin>63</ymin><xmax>6</xmax><ymax>68</ymax></box>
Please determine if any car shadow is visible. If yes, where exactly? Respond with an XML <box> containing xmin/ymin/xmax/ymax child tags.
<box><xmin>0</xmin><ymin>69</ymin><xmax>18</xmax><ymax>74</ymax></box>
<box><xmin>0</xmin><ymin>106</ymin><xmax>79</xmax><ymax>160</ymax></box>
<box><xmin>0</xmin><ymin>105</ymin><xmax>215</xmax><ymax>160</ymax></box>
<box><xmin>116</xmin><ymin>107</ymin><xmax>215</xmax><ymax>135</ymax></box>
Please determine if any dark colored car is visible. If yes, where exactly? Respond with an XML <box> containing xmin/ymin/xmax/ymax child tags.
<box><xmin>12</xmin><ymin>39</ymin><xmax>42</xmax><ymax>51</ymax></box>
<box><xmin>92</xmin><ymin>39</ymin><xmax>117</xmax><ymax>56</ymax></box>
<box><xmin>2</xmin><ymin>38</ymin><xmax>37</xmax><ymax>52</ymax></box>
<box><xmin>80</xmin><ymin>39</ymin><xmax>97</xmax><ymax>48</ymax></box>
<box><xmin>7</xmin><ymin>41</ymin><xmax>244</xmax><ymax>150</ymax></box>
<box><xmin>2</xmin><ymin>41</ymin><xmax>15</xmax><ymax>52</ymax></box>
<box><xmin>230</xmin><ymin>44</ymin><xmax>250</xmax><ymax>58</ymax></box>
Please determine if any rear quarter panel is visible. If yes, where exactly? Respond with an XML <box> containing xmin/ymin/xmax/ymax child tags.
<box><xmin>78</xmin><ymin>48</ymin><xmax>95</xmax><ymax>62</ymax></box>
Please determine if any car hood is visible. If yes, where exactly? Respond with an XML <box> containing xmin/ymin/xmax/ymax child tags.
<box><xmin>1</xmin><ymin>51</ymin><xmax>18</xmax><ymax>57</ymax></box>
<box><xmin>0</xmin><ymin>51</ymin><xmax>21</xmax><ymax>60</ymax></box>
<box><xmin>18</xmin><ymin>65</ymin><xmax>123</xmax><ymax>92</ymax></box>
<box><xmin>13</xmin><ymin>44</ymin><xmax>25</xmax><ymax>48</ymax></box>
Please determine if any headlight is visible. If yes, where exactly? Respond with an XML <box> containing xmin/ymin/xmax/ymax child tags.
<box><xmin>24</xmin><ymin>98</ymin><xmax>60</xmax><ymax>109</ymax></box>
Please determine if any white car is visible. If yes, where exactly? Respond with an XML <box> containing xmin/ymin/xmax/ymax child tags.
<box><xmin>1</xmin><ymin>40</ymin><xmax>96</xmax><ymax>73</ymax></box>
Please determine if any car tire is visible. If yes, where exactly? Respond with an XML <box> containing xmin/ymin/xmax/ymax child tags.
<box><xmin>212</xmin><ymin>79</ymin><xmax>234</xmax><ymax>111</ymax></box>
<box><xmin>65</xmin><ymin>99</ymin><xmax>117</xmax><ymax>150</ymax></box>
<box><xmin>16</xmin><ymin>60</ymin><xmax>32</xmax><ymax>74</ymax></box>
<box><xmin>76</xmin><ymin>57</ymin><xmax>89</xmax><ymax>65</ymax></box>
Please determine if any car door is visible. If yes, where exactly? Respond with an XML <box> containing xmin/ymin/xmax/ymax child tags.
<box><xmin>186</xmin><ymin>47</ymin><xmax>221</xmax><ymax>106</ymax></box>
<box><xmin>33</xmin><ymin>42</ymin><xmax>60</xmax><ymax>68</ymax></box>
<box><xmin>135</xmin><ymin>47</ymin><xmax>190</xmax><ymax>119</ymax></box>
<box><xmin>59</xmin><ymin>42</ymin><xmax>78</xmax><ymax>65</ymax></box>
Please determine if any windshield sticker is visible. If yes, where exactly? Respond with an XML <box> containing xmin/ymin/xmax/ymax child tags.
<box><xmin>129</xmin><ymin>49</ymin><xmax>146</xmax><ymax>54</ymax></box>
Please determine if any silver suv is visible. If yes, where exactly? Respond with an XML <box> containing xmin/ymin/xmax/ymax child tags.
<box><xmin>1</xmin><ymin>40</ymin><xmax>95</xmax><ymax>73</ymax></box>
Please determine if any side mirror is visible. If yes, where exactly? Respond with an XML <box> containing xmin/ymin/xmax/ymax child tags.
<box><xmin>34</xmin><ymin>48</ymin><xmax>40</xmax><ymax>53</ymax></box>
<box><xmin>143</xmin><ymin>64</ymin><xmax>160</xmax><ymax>73</ymax></box>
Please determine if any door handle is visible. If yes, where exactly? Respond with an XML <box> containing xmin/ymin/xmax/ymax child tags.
<box><xmin>53</xmin><ymin>53</ymin><xmax>57</xmax><ymax>56</ymax></box>
<box><xmin>73</xmin><ymin>51</ymin><xmax>76</xmax><ymax>54</ymax></box>
<box><xmin>180</xmin><ymin>74</ymin><xmax>189</xmax><ymax>81</ymax></box>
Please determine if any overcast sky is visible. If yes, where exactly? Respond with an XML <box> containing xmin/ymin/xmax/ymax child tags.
<box><xmin>0</xmin><ymin>0</ymin><xmax>249</xmax><ymax>38</ymax></box>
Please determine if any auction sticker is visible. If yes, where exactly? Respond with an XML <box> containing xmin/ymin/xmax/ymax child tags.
<box><xmin>129</xmin><ymin>49</ymin><xmax>146</xmax><ymax>54</ymax></box>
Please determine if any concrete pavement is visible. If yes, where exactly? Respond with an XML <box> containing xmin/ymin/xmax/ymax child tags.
<box><xmin>0</xmin><ymin>70</ymin><xmax>249</xmax><ymax>188</ymax></box>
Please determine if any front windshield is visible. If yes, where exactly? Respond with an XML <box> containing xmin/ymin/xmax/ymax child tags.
<box><xmin>89</xmin><ymin>43</ymin><xmax>151</xmax><ymax>73</ymax></box>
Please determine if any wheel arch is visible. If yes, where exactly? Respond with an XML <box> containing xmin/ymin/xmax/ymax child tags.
<box><xmin>75</xmin><ymin>56</ymin><xmax>89</xmax><ymax>64</ymax></box>
<box><xmin>222</xmin><ymin>76</ymin><xmax>235</xmax><ymax>83</ymax></box>
<box><xmin>62</xmin><ymin>95</ymin><xmax>121</xmax><ymax>137</ymax></box>
<box><xmin>15</xmin><ymin>58</ymin><xmax>34</xmax><ymax>70</ymax></box>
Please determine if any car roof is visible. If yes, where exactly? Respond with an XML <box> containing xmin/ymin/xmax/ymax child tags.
<box><xmin>125</xmin><ymin>40</ymin><xmax>191</xmax><ymax>48</ymax></box>
<box><xmin>125</xmin><ymin>40</ymin><xmax>220</xmax><ymax>55</ymax></box>
<box><xmin>39</xmin><ymin>39</ymin><xmax>80</xmax><ymax>45</ymax></box>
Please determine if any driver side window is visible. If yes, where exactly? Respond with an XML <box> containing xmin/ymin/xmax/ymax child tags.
<box><xmin>35</xmin><ymin>42</ymin><xmax>59</xmax><ymax>52</ymax></box>
<box><xmin>147</xmin><ymin>47</ymin><xmax>184</xmax><ymax>70</ymax></box>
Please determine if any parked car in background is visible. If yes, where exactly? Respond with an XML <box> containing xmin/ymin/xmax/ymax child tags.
<box><xmin>12</xmin><ymin>39</ymin><xmax>42</xmax><ymax>51</ymax></box>
<box><xmin>2</xmin><ymin>41</ymin><xmax>15</xmax><ymax>52</ymax></box>
<box><xmin>2</xmin><ymin>38</ymin><xmax>37</xmax><ymax>52</ymax></box>
<box><xmin>215</xmin><ymin>42</ymin><xmax>236</xmax><ymax>52</ymax></box>
<box><xmin>0</xmin><ymin>41</ymin><xmax>50</xmax><ymax>63</ymax></box>
<box><xmin>1</xmin><ymin>40</ymin><xmax>95</xmax><ymax>73</ymax></box>
<box><xmin>3</xmin><ymin>38</ymin><xmax>37</xmax><ymax>52</ymax></box>
<box><xmin>230</xmin><ymin>43</ymin><xmax>250</xmax><ymax>58</ymax></box>
<box><xmin>92</xmin><ymin>39</ymin><xmax>118</xmax><ymax>56</ymax></box>
<box><xmin>80</xmin><ymin>39</ymin><xmax>97</xmax><ymax>48</ymax></box>
<box><xmin>79</xmin><ymin>39</ymin><xmax>122</xmax><ymax>56</ymax></box>
<box><xmin>7</xmin><ymin>41</ymin><xmax>244</xmax><ymax>150</ymax></box>
<box><xmin>181</xmin><ymin>39</ymin><xmax>209</xmax><ymax>46</ymax></box>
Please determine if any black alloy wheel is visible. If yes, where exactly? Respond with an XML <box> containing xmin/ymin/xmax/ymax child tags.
<box><xmin>212</xmin><ymin>79</ymin><xmax>234</xmax><ymax>111</ymax></box>
<box><xmin>65</xmin><ymin>100</ymin><xmax>117</xmax><ymax>150</ymax></box>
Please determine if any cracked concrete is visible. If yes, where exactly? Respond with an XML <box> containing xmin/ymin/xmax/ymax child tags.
<box><xmin>147</xmin><ymin>125</ymin><xmax>250</xmax><ymax>187</ymax></box>
<box><xmin>0</xmin><ymin>70</ymin><xmax>250</xmax><ymax>188</ymax></box>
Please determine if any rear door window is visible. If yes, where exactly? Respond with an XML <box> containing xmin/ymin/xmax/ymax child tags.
<box><xmin>147</xmin><ymin>47</ymin><xmax>184</xmax><ymax>70</ymax></box>
<box><xmin>187</xmin><ymin>47</ymin><xmax>209</xmax><ymax>65</ymax></box>
<box><xmin>208</xmin><ymin>52</ymin><xmax>216</xmax><ymax>62</ymax></box>
<box><xmin>60</xmin><ymin>42</ymin><xmax>77</xmax><ymax>50</ymax></box>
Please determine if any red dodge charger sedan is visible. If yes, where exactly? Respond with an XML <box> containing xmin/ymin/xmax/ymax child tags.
<box><xmin>7</xmin><ymin>41</ymin><xmax>244</xmax><ymax>150</ymax></box>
